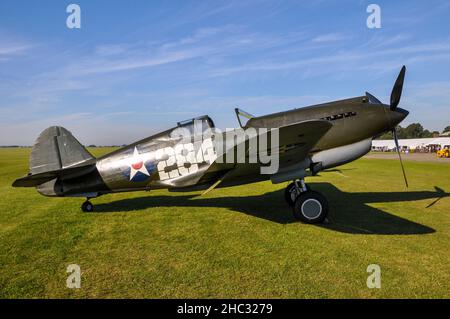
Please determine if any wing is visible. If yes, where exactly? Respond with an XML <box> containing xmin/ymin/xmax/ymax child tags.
<box><xmin>216</xmin><ymin>119</ymin><xmax>332</xmax><ymax>164</ymax></box>
<box><xmin>199</xmin><ymin>119</ymin><xmax>332</xmax><ymax>191</ymax></box>
<box><xmin>274</xmin><ymin>119</ymin><xmax>332</xmax><ymax>167</ymax></box>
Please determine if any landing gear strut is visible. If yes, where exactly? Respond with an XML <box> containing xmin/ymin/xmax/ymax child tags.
<box><xmin>284</xmin><ymin>180</ymin><xmax>310</xmax><ymax>206</ymax></box>
<box><xmin>285</xmin><ymin>179</ymin><xmax>328</xmax><ymax>224</ymax></box>
<box><xmin>81</xmin><ymin>200</ymin><xmax>94</xmax><ymax>212</ymax></box>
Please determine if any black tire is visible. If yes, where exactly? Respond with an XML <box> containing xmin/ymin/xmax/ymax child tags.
<box><xmin>81</xmin><ymin>201</ymin><xmax>94</xmax><ymax>212</ymax></box>
<box><xmin>284</xmin><ymin>182</ymin><xmax>311</xmax><ymax>206</ymax></box>
<box><xmin>293</xmin><ymin>191</ymin><xmax>328</xmax><ymax>224</ymax></box>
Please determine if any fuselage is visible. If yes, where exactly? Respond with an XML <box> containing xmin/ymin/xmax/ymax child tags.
<box><xmin>37</xmin><ymin>94</ymin><xmax>408</xmax><ymax>197</ymax></box>
<box><xmin>97</xmin><ymin>95</ymin><xmax>405</xmax><ymax>192</ymax></box>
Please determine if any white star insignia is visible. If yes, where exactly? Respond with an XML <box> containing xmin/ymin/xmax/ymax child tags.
<box><xmin>129</xmin><ymin>147</ymin><xmax>150</xmax><ymax>181</ymax></box>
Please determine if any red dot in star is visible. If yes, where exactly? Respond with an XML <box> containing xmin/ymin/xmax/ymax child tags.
<box><xmin>132</xmin><ymin>161</ymin><xmax>143</xmax><ymax>170</ymax></box>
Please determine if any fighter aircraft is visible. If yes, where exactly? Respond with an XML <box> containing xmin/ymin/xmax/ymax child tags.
<box><xmin>13</xmin><ymin>66</ymin><xmax>409</xmax><ymax>224</ymax></box>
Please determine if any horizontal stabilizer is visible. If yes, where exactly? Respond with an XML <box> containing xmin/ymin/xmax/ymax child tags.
<box><xmin>12</xmin><ymin>159</ymin><xmax>96</xmax><ymax>187</ymax></box>
<box><xmin>13</xmin><ymin>171</ymin><xmax>58</xmax><ymax>187</ymax></box>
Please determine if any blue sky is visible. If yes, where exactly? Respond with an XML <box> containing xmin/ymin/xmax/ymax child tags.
<box><xmin>1</xmin><ymin>0</ymin><xmax>450</xmax><ymax>145</ymax></box>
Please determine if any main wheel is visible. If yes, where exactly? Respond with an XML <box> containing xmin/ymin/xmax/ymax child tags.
<box><xmin>293</xmin><ymin>191</ymin><xmax>328</xmax><ymax>224</ymax></box>
<box><xmin>285</xmin><ymin>182</ymin><xmax>310</xmax><ymax>206</ymax></box>
<box><xmin>81</xmin><ymin>201</ymin><xmax>94</xmax><ymax>212</ymax></box>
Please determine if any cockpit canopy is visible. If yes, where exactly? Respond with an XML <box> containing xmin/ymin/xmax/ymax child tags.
<box><xmin>172</xmin><ymin>115</ymin><xmax>215</xmax><ymax>137</ymax></box>
<box><xmin>177</xmin><ymin>115</ymin><xmax>215</xmax><ymax>128</ymax></box>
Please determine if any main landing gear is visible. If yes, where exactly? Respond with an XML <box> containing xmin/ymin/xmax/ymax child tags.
<box><xmin>81</xmin><ymin>200</ymin><xmax>94</xmax><ymax>212</ymax></box>
<box><xmin>285</xmin><ymin>179</ymin><xmax>328</xmax><ymax>224</ymax></box>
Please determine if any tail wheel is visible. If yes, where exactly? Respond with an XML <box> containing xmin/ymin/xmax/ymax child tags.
<box><xmin>81</xmin><ymin>201</ymin><xmax>94</xmax><ymax>212</ymax></box>
<box><xmin>293</xmin><ymin>191</ymin><xmax>328</xmax><ymax>224</ymax></box>
<box><xmin>285</xmin><ymin>182</ymin><xmax>311</xmax><ymax>206</ymax></box>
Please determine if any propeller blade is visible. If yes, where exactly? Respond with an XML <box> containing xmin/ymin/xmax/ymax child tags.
<box><xmin>390</xmin><ymin>65</ymin><xmax>406</xmax><ymax>110</ymax></box>
<box><xmin>393</xmin><ymin>128</ymin><xmax>408</xmax><ymax>188</ymax></box>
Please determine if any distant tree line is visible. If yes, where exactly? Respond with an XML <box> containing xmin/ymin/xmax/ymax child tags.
<box><xmin>87</xmin><ymin>145</ymin><xmax>123</xmax><ymax>148</ymax></box>
<box><xmin>0</xmin><ymin>145</ymin><xmax>31</xmax><ymax>148</ymax></box>
<box><xmin>377</xmin><ymin>123</ymin><xmax>450</xmax><ymax>139</ymax></box>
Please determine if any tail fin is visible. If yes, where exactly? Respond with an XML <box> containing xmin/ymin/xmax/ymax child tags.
<box><xmin>13</xmin><ymin>126</ymin><xmax>96</xmax><ymax>187</ymax></box>
<box><xmin>30</xmin><ymin>126</ymin><xmax>94</xmax><ymax>174</ymax></box>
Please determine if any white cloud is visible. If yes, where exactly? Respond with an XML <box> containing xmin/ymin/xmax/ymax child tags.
<box><xmin>94</xmin><ymin>44</ymin><xmax>131</xmax><ymax>56</ymax></box>
<box><xmin>311</xmin><ymin>32</ymin><xmax>349</xmax><ymax>43</ymax></box>
<box><xmin>209</xmin><ymin>38</ymin><xmax>450</xmax><ymax>77</ymax></box>
<box><xmin>0</xmin><ymin>37</ymin><xmax>33</xmax><ymax>58</ymax></box>
<box><xmin>1</xmin><ymin>16</ymin><xmax>450</xmax><ymax>145</ymax></box>
<box><xmin>0</xmin><ymin>43</ymin><xmax>29</xmax><ymax>55</ymax></box>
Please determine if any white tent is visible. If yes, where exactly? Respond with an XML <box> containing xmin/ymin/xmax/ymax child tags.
<box><xmin>426</xmin><ymin>137</ymin><xmax>450</xmax><ymax>148</ymax></box>
<box><xmin>372</xmin><ymin>137</ymin><xmax>450</xmax><ymax>151</ymax></box>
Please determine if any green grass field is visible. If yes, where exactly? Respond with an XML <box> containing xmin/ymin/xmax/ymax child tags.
<box><xmin>0</xmin><ymin>148</ymin><xmax>449</xmax><ymax>298</ymax></box>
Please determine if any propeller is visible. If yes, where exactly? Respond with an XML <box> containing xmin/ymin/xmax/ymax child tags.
<box><xmin>393</xmin><ymin>127</ymin><xmax>408</xmax><ymax>188</ymax></box>
<box><xmin>390</xmin><ymin>65</ymin><xmax>408</xmax><ymax>188</ymax></box>
<box><xmin>390</xmin><ymin>65</ymin><xmax>406</xmax><ymax>110</ymax></box>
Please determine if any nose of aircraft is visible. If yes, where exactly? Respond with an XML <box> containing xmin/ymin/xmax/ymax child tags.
<box><xmin>387</xmin><ymin>107</ymin><xmax>409</xmax><ymax>128</ymax></box>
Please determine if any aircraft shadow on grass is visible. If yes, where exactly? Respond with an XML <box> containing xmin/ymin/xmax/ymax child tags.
<box><xmin>94</xmin><ymin>183</ymin><xmax>448</xmax><ymax>235</ymax></box>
